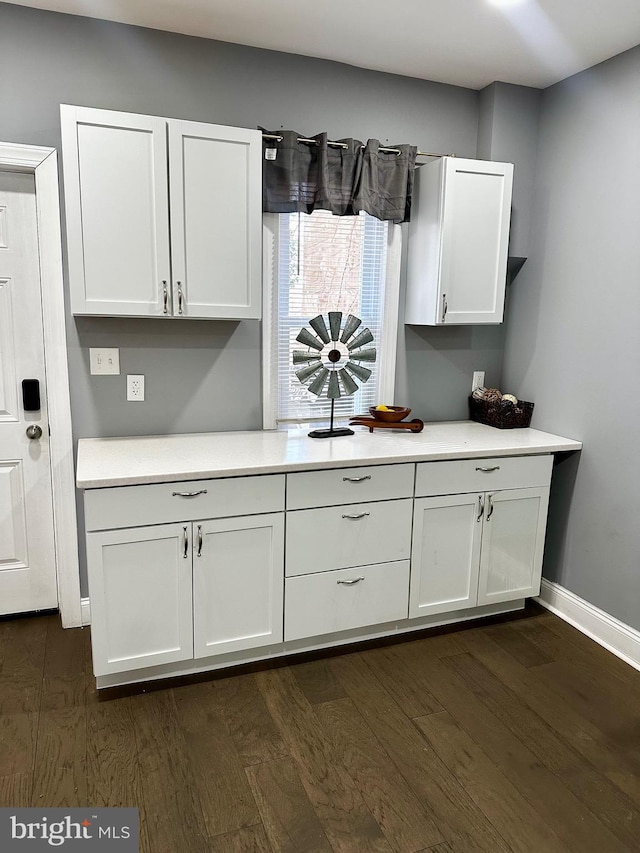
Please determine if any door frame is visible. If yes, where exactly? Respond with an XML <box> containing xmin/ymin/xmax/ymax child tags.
<box><xmin>0</xmin><ymin>141</ymin><xmax>81</xmax><ymax>627</ymax></box>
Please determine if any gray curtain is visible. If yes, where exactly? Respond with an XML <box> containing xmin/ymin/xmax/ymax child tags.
<box><xmin>262</xmin><ymin>130</ymin><xmax>417</xmax><ymax>223</ymax></box>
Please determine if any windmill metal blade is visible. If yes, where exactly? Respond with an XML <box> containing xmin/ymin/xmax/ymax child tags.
<box><xmin>345</xmin><ymin>361</ymin><xmax>372</xmax><ymax>383</ymax></box>
<box><xmin>327</xmin><ymin>370</ymin><xmax>341</xmax><ymax>399</ymax></box>
<box><xmin>295</xmin><ymin>362</ymin><xmax>323</xmax><ymax>383</ymax></box>
<box><xmin>309</xmin><ymin>315</ymin><xmax>330</xmax><ymax>344</ymax></box>
<box><xmin>296</xmin><ymin>328</ymin><xmax>324</xmax><ymax>351</ymax></box>
<box><xmin>339</xmin><ymin>314</ymin><xmax>362</xmax><ymax>344</ymax></box>
<box><xmin>328</xmin><ymin>311</ymin><xmax>342</xmax><ymax>341</ymax></box>
<box><xmin>349</xmin><ymin>347</ymin><xmax>377</xmax><ymax>362</ymax></box>
<box><xmin>308</xmin><ymin>367</ymin><xmax>329</xmax><ymax>396</ymax></box>
<box><xmin>292</xmin><ymin>350</ymin><xmax>322</xmax><ymax>365</ymax></box>
<box><xmin>339</xmin><ymin>369</ymin><xmax>358</xmax><ymax>396</ymax></box>
<box><xmin>347</xmin><ymin>327</ymin><xmax>374</xmax><ymax>351</ymax></box>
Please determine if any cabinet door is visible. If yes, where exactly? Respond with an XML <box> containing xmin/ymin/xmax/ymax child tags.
<box><xmin>86</xmin><ymin>523</ymin><xmax>193</xmax><ymax>676</ymax></box>
<box><xmin>193</xmin><ymin>513</ymin><xmax>284</xmax><ymax>658</ymax></box>
<box><xmin>410</xmin><ymin>494</ymin><xmax>483</xmax><ymax>618</ymax></box>
<box><xmin>61</xmin><ymin>105</ymin><xmax>171</xmax><ymax>316</ymax></box>
<box><xmin>439</xmin><ymin>157</ymin><xmax>513</xmax><ymax>324</ymax></box>
<box><xmin>169</xmin><ymin>120</ymin><xmax>262</xmax><ymax>319</ymax></box>
<box><xmin>477</xmin><ymin>487</ymin><xmax>550</xmax><ymax>606</ymax></box>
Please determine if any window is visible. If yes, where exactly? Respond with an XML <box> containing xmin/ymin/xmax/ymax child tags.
<box><xmin>263</xmin><ymin>210</ymin><xmax>401</xmax><ymax>429</ymax></box>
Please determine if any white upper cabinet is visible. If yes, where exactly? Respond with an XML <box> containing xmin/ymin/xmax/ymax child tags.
<box><xmin>61</xmin><ymin>105</ymin><xmax>262</xmax><ymax>320</ymax></box>
<box><xmin>405</xmin><ymin>157</ymin><xmax>514</xmax><ymax>325</ymax></box>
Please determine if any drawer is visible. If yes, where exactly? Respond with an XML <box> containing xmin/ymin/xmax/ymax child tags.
<box><xmin>286</xmin><ymin>463</ymin><xmax>414</xmax><ymax>510</ymax></box>
<box><xmin>84</xmin><ymin>474</ymin><xmax>285</xmax><ymax>531</ymax></box>
<box><xmin>415</xmin><ymin>455</ymin><xmax>553</xmax><ymax>498</ymax></box>
<box><xmin>284</xmin><ymin>560</ymin><xmax>410</xmax><ymax>641</ymax></box>
<box><xmin>286</xmin><ymin>498</ymin><xmax>412</xmax><ymax>576</ymax></box>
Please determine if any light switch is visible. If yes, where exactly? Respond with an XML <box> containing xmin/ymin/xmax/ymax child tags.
<box><xmin>89</xmin><ymin>348</ymin><xmax>120</xmax><ymax>375</ymax></box>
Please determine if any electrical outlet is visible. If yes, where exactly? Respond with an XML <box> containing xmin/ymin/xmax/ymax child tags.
<box><xmin>89</xmin><ymin>348</ymin><xmax>120</xmax><ymax>375</ymax></box>
<box><xmin>472</xmin><ymin>371</ymin><xmax>485</xmax><ymax>392</ymax></box>
<box><xmin>127</xmin><ymin>374</ymin><xmax>145</xmax><ymax>402</ymax></box>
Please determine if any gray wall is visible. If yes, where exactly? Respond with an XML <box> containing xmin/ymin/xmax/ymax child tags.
<box><xmin>502</xmin><ymin>46</ymin><xmax>640</xmax><ymax>629</ymax></box>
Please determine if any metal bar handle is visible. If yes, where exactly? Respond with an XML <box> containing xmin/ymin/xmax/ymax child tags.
<box><xmin>477</xmin><ymin>495</ymin><xmax>484</xmax><ymax>522</ymax></box>
<box><xmin>337</xmin><ymin>577</ymin><xmax>365</xmax><ymax>585</ymax></box>
<box><xmin>342</xmin><ymin>475</ymin><xmax>371</xmax><ymax>483</ymax></box>
<box><xmin>162</xmin><ymin>280</ymin><xmax>168</xmax><ymax>314</ymax></box>
<box><xmin>172</xmin><ymin>490</ymin><xmax>208</xmax><ymax>498</ymax></box>
<box><xmin>486</xmin><ymin>495</ymin><xmax>494</xmax><ymax>520</ymax></box>
<box><xmin>196</xmin><ymin>524</ymin><xmax>203</xmax><ymax>557</ymax></box>
<box><xmin>442</xmin><ymin>293</ymin><xmax>448</xmax><ymax>321</ymax></box>
<box><xmin>183</xmin><ymin>526</ymin><xmax>189</xmax><ymax>559</ymax></box>
<box><xmin>475</xmin><ymin>466</ymin><xmax>500</xmax><ymax>473</ymax></box>
<box><xmin>177</xmin><ymin>281</ymin><xmax>184</xmax><ymax>315</ymax></box>
<box><xmin>342</xmin><ymin>512</ymin><xmax>371</xmax><ymax>520</ymax></box>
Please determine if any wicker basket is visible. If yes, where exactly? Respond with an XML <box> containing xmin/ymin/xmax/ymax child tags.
<box><xmin>469</xmin><ymin>395</ymin><xmax>534</xmax><ymax>429</ymax></box>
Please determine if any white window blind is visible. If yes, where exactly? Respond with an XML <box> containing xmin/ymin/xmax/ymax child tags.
<box><xmin>273</xmin><ymin>210</ymin><xmax>390</xmax><ymax>424</ymax></box>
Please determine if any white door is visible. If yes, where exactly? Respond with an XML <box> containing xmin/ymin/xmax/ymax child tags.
<box><xmin>61</xmin><ymin>105</ymin><xmax>171</xmax><ymax>317</ymax></box>
<box><xmin>477</xmin><ymin>487</ymin><xmax>550</xmax><ymax>606</ymax></box>
<box><xmin>168</xmin><ymin>120</ymin><xmax>262</xmax><ymax>319</ymax></box>
<box><xmin>0</xmin><ymin>172</ymin><xmax>58</xmax><ymax>614</ymax></box>
<box><xmin>193</xmin><ymin>513</ymin><xmax>284</xmax><ymax>658</ymax></box>
<box><xmin>86</xmin><ymin>523</ymin><xmax>194</xmax><ymax>676</ymax></box>
<box><xmin>409</xmin><ymin>493</ymin><xmax>483</xmax><ymax>618</ymax></box>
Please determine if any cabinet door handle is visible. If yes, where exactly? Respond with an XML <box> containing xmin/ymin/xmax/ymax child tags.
<box><xmin>196</xmin><ymin>524</ymin><xmax>203</xmax><ymax>557</ymax></box>
<box><xmin>441</xmin><ymin>293</ymin><xmax>448</xmax><ymax>322</ymax></box>
<box><xmin>486</xmin><ymin>495</ymin><xmax>494</xmax><ymax>520</ymax></box>
<box><xmin>477</xmin><ymin>494</ymin><xmax>484</xmax><ymax>522</ymax></box>
<box><xmin>342</xmin><ymin>512</ymin><xmax>370</xmax><ymax>520</ymax></box>
<box><xmin>183</xmin><ymin>525</ymin><xmax>189</xmax><ymax>559</ymax></box>
<box><xmin>162</xmin><ymin>280</ymin><xmax>168</xmax><ymax>314</ymax></box>
<box><xmin>177</xmin><ymin>281</ymin><xmax>184</xmax><ymax>315</ymax></box>
<box><xmin>172</xmin><ymin>489</ymin><xmax>208</xmax><ymax>498</ymax></box>
<box><xmin>337</xmin><ymin>576</ymin><xmax>365</xmax><ymax>585</ymax></box>
<box><xmin>342</xmin><ymin>475</ymin><xmax>371</xmax><ymax>483</ymax></box>
<box><xmin>475</xmin><ymin>466</ymin><xmax>500</xmax><ymax>473</ymax></box>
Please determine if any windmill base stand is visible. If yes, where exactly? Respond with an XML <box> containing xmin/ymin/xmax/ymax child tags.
<box><xmin>308</xmin><ymin>397</ymin><xmax>354</xmax><ymax>439</ymax></box>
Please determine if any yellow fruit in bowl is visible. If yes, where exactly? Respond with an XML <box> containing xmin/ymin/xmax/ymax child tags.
<box><xmin>375</xmin><ymin>404</ymin><xmax>391</xmax><ymax>411</ymax></box>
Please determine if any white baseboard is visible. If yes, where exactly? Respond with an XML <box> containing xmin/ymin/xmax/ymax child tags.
<box><xmin>81</xmin><ymin>597</ymin><xmax>91</xmax><ymax>627</ymax></box>
<box><xmin>536</xmin><ymin>579</ymin><xmax>640</xmax><ymax>672</ymax></box>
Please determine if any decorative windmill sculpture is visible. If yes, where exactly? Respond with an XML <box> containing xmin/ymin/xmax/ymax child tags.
<box><xmin>293</xmin><ymin>311</ymin><xmax>376</xmax><ymax>438</ymax></box>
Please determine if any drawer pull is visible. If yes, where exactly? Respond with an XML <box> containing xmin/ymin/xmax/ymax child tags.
<box><xmin>475</xmin><ymin>466</ymin><xmax>500</xmax><ymax>473</ymax></box>
<box><xmin>172</xmin><ymin>489</ymin><xmax>208</xmax><ymax>498</ymax></box>
<box><xmin>477</xmin><ymin>494</ymin><xmax>484</xmax><ymax>522</ymax></box>
<box><xmin>196</xmin><ymin>524</ymin><xmax>203</xmax><ymax>557</ymax></box>
<box><xmin>342</xmin><ymin>512</ymin><xmax>370</xmax><ymax>520</ymax></box>
<box><xmin>337</xmin><ymin>576</ymin><xmax>365</xmax><ymax>585</ymax></box>
<box><xmin>342</xmin><ymin>475</ymin><xmax>371</xmax><ymax>483</ymax></box>
<box><xmin>183</xmin><ymin>526</ymin><xmax>189</xmax><ymax>559</ymax></box>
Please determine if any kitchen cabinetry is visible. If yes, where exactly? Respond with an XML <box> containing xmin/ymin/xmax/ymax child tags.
<box><xmin>76</xmin><ymin>425</ymin><xmax>581</xmax><ymax>687</ymax></box>
<box><xmin>405</xmin><ymin>156</ymin><xmax>513</xmax><ymax>325</ymax></box>
<box><xmin>60</xmin><ymin>105</ymin><xmax>261</xmax><ymax>319</ymax></box>
<box><xmin>284</xmin><ymin>464</ymin><xmax>413</xmax><ymax>641</ymax></box>
<box><xmin>410</xmin><ymin>457</ymin><xmax>551</xmax><ymax>618</ymax></box>
<box><xmin>84</xmin><ymin>474</ymin><xmax>285</xmax><ymax>677</ymax></box>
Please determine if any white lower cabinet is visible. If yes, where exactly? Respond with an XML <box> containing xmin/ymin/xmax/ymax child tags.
<box><xmin>410</xmin><ymin>485</ymin><xmax>550</xmax><ymax>619</ymax></box>
<box><xmin>86</xmin><ymin>501</ymin><xmax>285</xmax><ymax>676</ymax></box>
<box><xmin>86</xmin><ymin>523</ymin><xmax>194</xmax><ymax>676</ymax></box>
<box><xmin>193</xmin><ymin>513</ymin><xmax>284</xmax><ymax>658</ymax></box>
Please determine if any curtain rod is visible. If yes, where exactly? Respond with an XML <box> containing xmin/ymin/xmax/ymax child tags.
<box><xmin>261</xmin><ymin>132</ymin><xmax>453</xmax><ymax>159</ymax></box>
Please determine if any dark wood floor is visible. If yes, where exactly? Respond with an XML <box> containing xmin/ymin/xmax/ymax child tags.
<box><xmin>1</xmin><ymin>604</ymin><xmax>640</xmax><ymax>852</ymax></box>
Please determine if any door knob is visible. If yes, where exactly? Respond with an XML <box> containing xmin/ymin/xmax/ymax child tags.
<box><xmin>26</xmin><ymin>424</ymin><xmax>42</xmax><ymax>440</ymax></box>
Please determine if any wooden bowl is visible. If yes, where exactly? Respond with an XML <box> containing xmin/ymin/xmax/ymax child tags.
<box><xmin>369</xmin><ymin>406</ymin><xmax>411</xmax><ymax>422</ymax></box>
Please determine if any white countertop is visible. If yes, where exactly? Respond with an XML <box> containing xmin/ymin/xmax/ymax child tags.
<box><xmin>76</xmin><ymin>421</ymin><xmax>582</xmax><ymax>489</ymax></box>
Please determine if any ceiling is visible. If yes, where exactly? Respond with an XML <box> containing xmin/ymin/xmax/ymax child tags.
<box><xmin>6</xmin><ymin>0</ymin><xmax>640</xmax><ymax>89</ymax></box>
